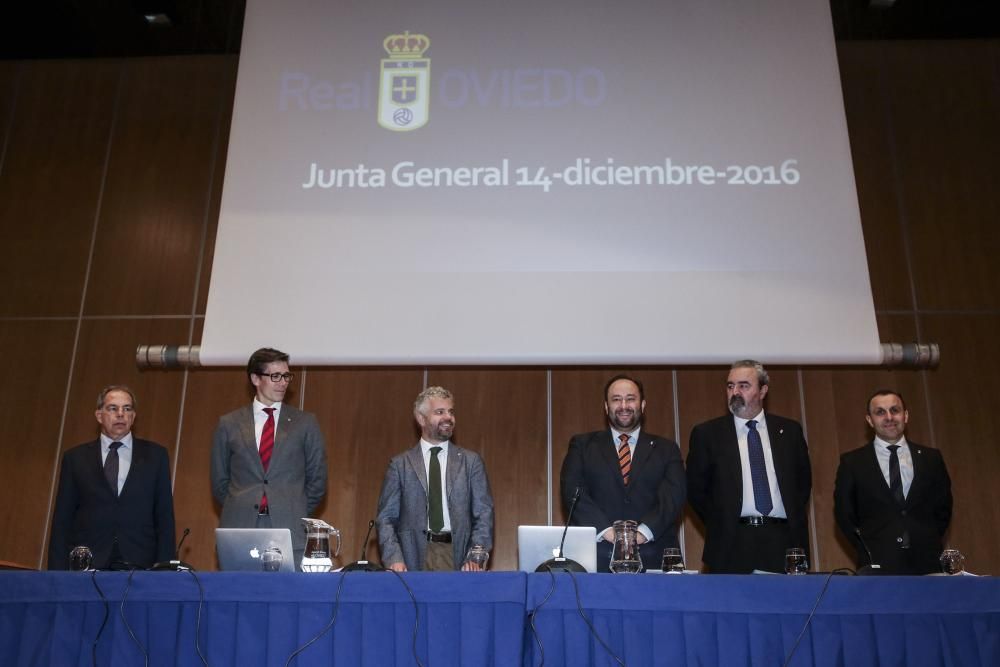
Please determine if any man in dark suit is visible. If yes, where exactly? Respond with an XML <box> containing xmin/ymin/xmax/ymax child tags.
<box><xmin>687</xmin><ymin>360</ymin><xmax>812</xmax><ymax>573</ymax></box>
<box><xmin>211</xmin><ymin>348</ymin><xmax>328</xmax><ymax>567</ymax></box>
<box><xmin>560</xmin><ymin>375</ymin><xmax>686</xmax><ymax>573</ymax></box>
<box><xmin>49</xmin><ymin>386</ymin><xmax>176</xmax><ymax>570</ymax></box>
<box><xmin>377</xmin><ymin>386</ymin><xmax>494</xmax><ymax>572</ymax></box>
<box><xmin>834</xmin><ymin>390</ymin><xmax>952</xmax><ymax>575</ymax></box>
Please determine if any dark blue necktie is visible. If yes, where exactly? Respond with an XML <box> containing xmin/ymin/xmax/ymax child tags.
<box><xmin>888</xmin><ymin>445</ymin><xmax>905</xmax><ymax>506</ymax></box>
<box><xmin>104</xmin><ymin>441</ymin><xmax>122</xmax><ymax>496</ymax></box>
<box><xmin>747</xmin><ymin>420</ymin><xmax>773</xmax><ymax>516</ymax></box>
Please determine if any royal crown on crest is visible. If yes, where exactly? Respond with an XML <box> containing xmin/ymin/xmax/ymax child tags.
<box><xmin>383</xmin><ymin>31</ymin><xmax>430</xmax><ymax>58</ymax></box>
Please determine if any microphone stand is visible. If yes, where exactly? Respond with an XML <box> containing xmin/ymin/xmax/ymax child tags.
<box><xmin>854</xmin><ymin>527</ymin><xmax>881</xmax><ymax>575</ymax></box>
<box><xmin>149</xmin><ymin>528</ymin><xmax>194</xmax><ymax>571</ymax></box>
<box><xmin>537</xmin><ymin>487</ymin><xmax>588</xmax><ymax>573</ymax></box>
<box><xmin>343</xmin><ymin>520</ymin><xmax>385</xmax><ymax>572</ymax></box>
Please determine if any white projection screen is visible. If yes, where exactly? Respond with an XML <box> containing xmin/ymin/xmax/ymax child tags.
<box><xmin>201</xmin><ymin>0</ymin><xmax>882</xmax><ymax>366</ymax></box>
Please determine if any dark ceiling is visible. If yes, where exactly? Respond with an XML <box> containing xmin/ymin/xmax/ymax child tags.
<box><xmin>2</xmin><ymin>1</ymin><xmax>998</xmax><ymax>61</ymax></box>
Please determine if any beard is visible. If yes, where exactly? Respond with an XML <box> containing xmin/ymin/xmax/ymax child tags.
<box><xmin>610</xmin><ymin>408</ymin><xmax>642</xmax><ymax>431</ymax></box>
<box><xmin>729</xmin><ymin>394</ymin><xmax>751</xmax><ymax>418</ymax></box>
<box><xmin>431</xmin><ymin>421</ymin><xmax>454</xmax><ymax>441</ymax></box>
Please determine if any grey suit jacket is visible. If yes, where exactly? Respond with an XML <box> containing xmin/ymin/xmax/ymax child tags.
<box><xmin>376</xmin><ymin>443</ymin><xmax>494</xmax><ymax>571</ymax></box>
<box><xmin>210</xmin><ymin>403</ymin><xmax>328</xmax><ymax>552</ymax></box>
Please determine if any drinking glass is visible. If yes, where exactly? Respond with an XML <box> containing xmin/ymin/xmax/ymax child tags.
<box><xmin>261</xmin><ymin>547</ymin><xmax>284</xmax><ymax>572</ymax></box>
<box><xmin>940</xmin><ymin>549</ymin><xmax>965</xmax><ymax>575</ymax></box>
<box><xmin>69</xmin><ymin>546</ymin><xmax>94</xmax><ymax>571</ymax></box>
<box><xmin>465</xmin><ymin>545</ymin><xmax>490</xmax><ymax>571</ymax></box>
<box><xmin>785</xmin><ymin>548</ymin><xmax>808</xmax><ymax>575</ymax></box>
<box><xmin>661</xmin><ymin>547</ymin><xmax>684</xmax><ymax>573</ymax></box>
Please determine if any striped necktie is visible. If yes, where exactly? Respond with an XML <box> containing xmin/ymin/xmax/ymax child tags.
<box><xmin>617</xmin><ymin>433</ymin><xmax>631</xmax><ymax>486</ymax></box>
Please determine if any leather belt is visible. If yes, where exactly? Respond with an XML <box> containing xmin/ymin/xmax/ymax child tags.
<box><xmin>739</xmin><ymin>515</ymin><xmax>787</xmax><ymax>526</ymax></box>
<box><xmin>426</xmin><ymin>531</ymin><xmax>452</xmax><ymax>543</ymax></box>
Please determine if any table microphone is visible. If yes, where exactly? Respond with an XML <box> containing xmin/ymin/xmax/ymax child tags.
<box><xmin>343</xmin><ymin>520</ymin><xmax>384</xmax><ymax>572</ymax></box>
<box><xmin>537</xmin><ymin>486</ymin><xmax>588</xmax><ymax>573</ymax></box>
<box><xmin>853</xmin><ymin>527</ymin><xmax>881</xmax><ymax>575</ymax></box>
<box><xmin>150</xmin><ymin>528</ymin><xmax>194</xmax><ymax>571</ymax></box>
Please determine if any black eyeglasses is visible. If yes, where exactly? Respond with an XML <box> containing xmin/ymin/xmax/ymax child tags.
<box><xmin>258</xmin><ymin>372</ymin><xmax>294</xmax><ymax>383</ymax></box>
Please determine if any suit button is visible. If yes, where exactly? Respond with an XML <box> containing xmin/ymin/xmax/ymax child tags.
<box><xmin>900</xmin><ymin>510</ymin><xmax>906</xmax><ymax>516</ymax></box>
<box><xmin>264</xmin><ymin>480</ymin><xmax>268</xmax><ymax>484</ymax></box>
<box><xmin>896</xmin><ymin>537</ymin><xmax>903</xmax><ymax>543</ymax></box>
<box><xmin>254</xmin><ymin>503</ymin><xmax>260</xmax><ymax>510</ymax></box>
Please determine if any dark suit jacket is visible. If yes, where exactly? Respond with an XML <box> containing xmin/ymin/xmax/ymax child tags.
<box><xmin>48</xmin><ymin>438</ymin><xmax>176</xmax><ymax>570</ymax></box>
<box><xmin>687</xmin><ymin>413</ymin><xmax>812</xmax><ymax>571</ymax></box>
<box><xmin>834</xmin><ymin>440</ymin><xmax>952</xmax><ymax>574</ymax></box>
<box><xmin>376</xmin><ymin>443</ymin><xmax>494</xmax><ymax>571</ymax></box>
<box><xmin>560</xmin><ymin>429</ymin><xmax>686</xmax><ymax>571</ymax></box>
<box><xmin>210</xmin><ymin>404</ymin><xmax>328</xmax><ymax>553</ymax></box>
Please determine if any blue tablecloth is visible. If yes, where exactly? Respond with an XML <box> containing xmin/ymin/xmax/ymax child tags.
<box><xmin>0</xmin><ymin>571</ymin><xmax>526</xmax><ymax>666</ymax></box>
<box><xmin>1</xmin><ymin>571</ymin><xmax>997</xmax><ymax>666</ymax></box>
<box><xmin>524</xmin><ymin>573</ymin><xmax>1000</xmax><ymax>667</ymax></box>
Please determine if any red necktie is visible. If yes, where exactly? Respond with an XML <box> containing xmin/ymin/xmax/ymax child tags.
<box><xmin>618</xmin><ymin>433</ymin><xmax>631</xmax><ymax>486</ymax></box>
<box><xmin>259</xmin><ymin>407</ymin><xmax>275</xmax><ymax>511</ymax></box>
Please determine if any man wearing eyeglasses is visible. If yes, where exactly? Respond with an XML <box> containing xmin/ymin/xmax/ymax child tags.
<box><xmin>211</xmin><ymin>347</ymin><xmax>328</xmax><ymax>567</ymax></box>
<box><xmin>48</xmin><ymin>385</ymin><xmax>176</xmax><ymax>569</ymax></box>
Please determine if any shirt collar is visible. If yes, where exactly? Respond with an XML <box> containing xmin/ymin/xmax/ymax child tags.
<box><xmin>421</xmin><ymin>438</ymin><xmax>450</xmax><ymax>454</ymax></box>
<box><xmin>610</xmin><ymin>426</ymin><xmax>640</xmax><ymax>445</ymax></box>
<box><xmin>733</xmin><ymin>410</ymin><xmax>766</xmax><ymax>430</ymax></box>
<box><xmin>100</xmin><ymin>432</ymin><xmax>133</xmax><ymax>449</ymax></box>
<box><xmin>874</xmin><ymin>435</ymin><xmax>909</xmax><ymax>451</ymax></box>
<box><xmin>253</xmin><ymin>398</ymin><xmax>282</xmax><ymax>416</ymax></box>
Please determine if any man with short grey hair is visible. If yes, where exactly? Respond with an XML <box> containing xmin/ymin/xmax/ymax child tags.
<box><xmin>376</xmin><ymin>386</ymin><xmax>494</xmax><ymax>571</ymax></box>
<box><xmin>687</xmin><ymin>360</ymin><xmax>812</xmax><ymax>573</ymax></box>
<box><xmin>49</xmin><ymin>385</ymin><xmax>176</xmax><ymax>569</ymax></box>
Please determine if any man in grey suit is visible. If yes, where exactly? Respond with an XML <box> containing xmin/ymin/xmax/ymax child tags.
<box><xmin>211</xmin><ymin>347</ymin><xmax>328</xmax><ymax>567</ymax></box>
<box><xmin>376</xmin><ymin>386</ymin><xmax>494</xmax><ymax>571</ymax></box>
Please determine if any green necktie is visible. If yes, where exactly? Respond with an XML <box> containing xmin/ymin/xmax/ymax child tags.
<box><xmin>428</xmin><ymin>446</ymin><xmax>444</xmax><ymax>533</ymax></box>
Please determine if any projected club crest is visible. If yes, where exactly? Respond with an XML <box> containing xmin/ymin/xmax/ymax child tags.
<box><xmin>378</xmin><ymin>31</ymin><xmax>431</xmax><ymax>131</ymax></box>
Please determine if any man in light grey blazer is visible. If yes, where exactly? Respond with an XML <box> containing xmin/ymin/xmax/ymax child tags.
<box><xmin>376</xmin><ymin>386</ymin><xmax>494</xmax><ymax>571</ymax></box>
<box><xmin>211</xmin><ymin>348</ymin><xmax>328</xmax><ymax>566</ymax></box>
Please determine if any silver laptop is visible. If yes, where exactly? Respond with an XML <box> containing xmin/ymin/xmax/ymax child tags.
<box><xmin>216</xmin><ymin>528</ymin><xmax>296</xmax><ymax>572</ymax></box>
<box><xmin>517</xmin><ymin>525</ymin><xmax>598</xmax><ymax>573</ymax></box>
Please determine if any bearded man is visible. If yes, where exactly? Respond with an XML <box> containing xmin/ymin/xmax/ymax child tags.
<box><xmin>687</xmin><ymin>360</ymin><xmax>812</xmax><ymax>573</ymax></box>
<box><xmin>560</xmin><ymin>374</ymin><xmax>686</xmax><ymax>573</ymax></box>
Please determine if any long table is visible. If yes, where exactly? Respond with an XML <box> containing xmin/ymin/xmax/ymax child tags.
<box><xmin>0</xmin><ymin>571</ymin><xmax>996</xmax><ymax>666</ymax></box>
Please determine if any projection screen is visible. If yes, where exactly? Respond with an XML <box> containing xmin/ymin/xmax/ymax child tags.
<box><xmin>201</xmin><ymin>0</ymin><xmax>881</xmax><ymax>365</ymax></box>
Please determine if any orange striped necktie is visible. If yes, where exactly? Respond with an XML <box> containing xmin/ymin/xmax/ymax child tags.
<box><xmin>617</xmin><ymin>433</ymin><xmax>631</xmax><ymax>486</ymax></box>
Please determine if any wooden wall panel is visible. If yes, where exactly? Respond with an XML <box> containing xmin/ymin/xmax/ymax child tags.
<box><xmin>84</xmin><ymin>57</ymin><xmax>232</xmax><ymax>317</ymax></box>
<box><xmin>428</xmin><ymin>370</ymin><xmax>548</xmax><ymax>571</ymax></box>
<box><xmin>838</xmin><ymin>43</ymin><xmax>913</xmax><ymax>311</ymax></box>
<box><xmin>0</xmin><ymin>60</ymin><xmax>119</xmax><ymax>317</ymax></box>
<box><xmin>920</xmin><ymin>314</ymin><xmax>1000</xmax><ymax>572</ymax></box>
<box><xmin>303</xmin><ymin>368</ymin><xmax>425</xmax><ymax>568</ymax></box>
<box><xmin>0</xmin><ymin>321</ymin><xmax>76</xmax><ymax>568</ymax></box>
<box><xmin>883</xmin><ymin>42</ymin><xmax>1000</xmax><ymax>311</ymax></box>
<box><xmin>0</xmin><ymin>62</ymin><xmax>16</xmax><ymax>158</ymax></box>
<box><xmin>196</xmin><ymin>55</ymin><xmax>237</xmax><ymax>316</ymax></box>
<box><xmin>173</xmin><ymin>367</ymin><xmax>250</xmax><ymax>570</ymax></box>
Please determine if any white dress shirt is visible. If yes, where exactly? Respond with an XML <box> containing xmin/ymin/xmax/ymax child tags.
<box><xmin>873</xmin><ymin>435</ymin><xmax>914</xmax><ymax>498</ymax></box>
<box><xmin>253</xmin><ymin>399</ymin><xmax>282</xmax><ymax>450</ymax></box>
<box><xmin>734</xmin><ymin>412</ymin><xmax>788</xmax><ymax>518</ymax></box>
<box><xmin>100</xmin><ymin>432</ymin><xmax>133</xmax><ymax>494</ymax></box>
<box><xmin>421</xmin><ymin>439</ymin><xmax>453</xmax><ymax>533</ymax></box>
